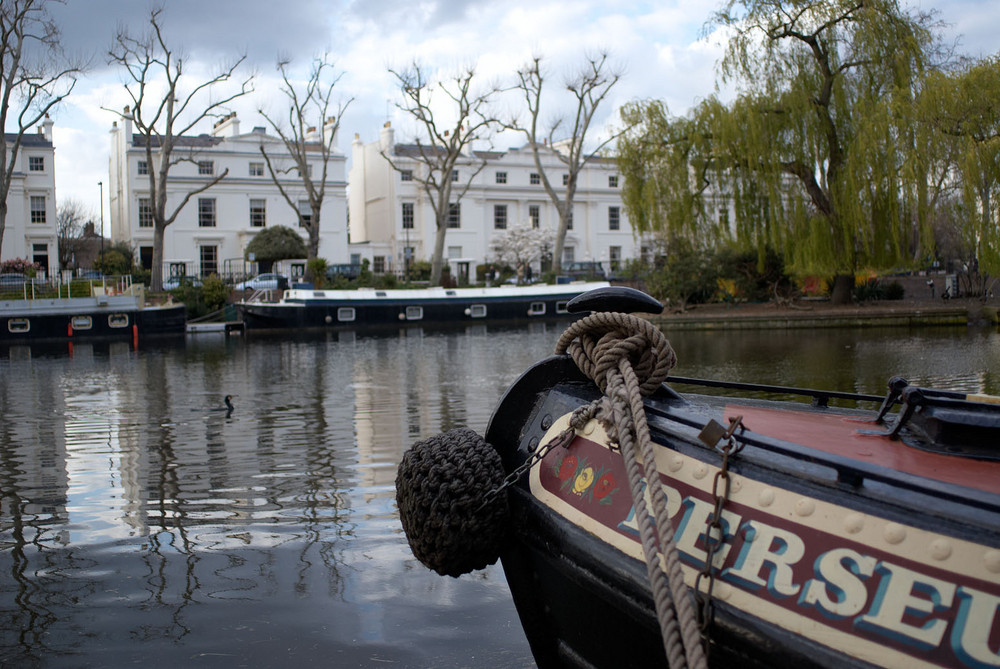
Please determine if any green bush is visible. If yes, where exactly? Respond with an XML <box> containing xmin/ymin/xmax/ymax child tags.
<box><xmin>201</xmin><ymin>274</ymin><xmax>229</xmax><ymax>311</ymax></box>
<box><xmin>646</xmin><ymin>238</ymin><xmax>717</xmax><ymax>311</ymax></box>
<box><xmin>883</xmin><ymin>280</ymin><xmax>905</xmax><ymax>300</ymax></box>
<box><xmin>408</xmin><ymin>260</ymin><xmax>432</xmax><ymax>282</ymax></box>
<box><xmin>374</xmin><ymin>273</ymin><xmax>398</xmax><ymax>289</ymax></box>
<box><xmin>357</xmin><ymin>259</ymin><xmax>373</xmax><ymax>287</ymax></box>
<box><xmin>306</xmin><ymin>258</ymin><xmax>328</xmax><ymax>289</ymax></box>
<box><xmin>325</xmin><ymin>274</ymin><xmax>350</xmax><ymax>289</ymax></box>
<box><xmin>716</xmin><ymin>246</ymin><xmax>792</xmax><ymax>302</ymax></box>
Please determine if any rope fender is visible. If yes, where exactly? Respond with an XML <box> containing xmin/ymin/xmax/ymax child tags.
<box><xmin>395</xmin><ymin>427</ymin><xmax>509</xmax><ymax>577</ymax></box>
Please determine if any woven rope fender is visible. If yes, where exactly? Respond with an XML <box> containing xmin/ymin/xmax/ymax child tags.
<box><xmin>395</xmin><ymin>428</ymin><xmax>509</xmax><ymax>577</ymax></box>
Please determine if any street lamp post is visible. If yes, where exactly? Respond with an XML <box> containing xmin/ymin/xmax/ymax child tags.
<box><xmin>98</xmin><ymin>181</ymin><xmax>104</xmax><ymax>263</ymax></box>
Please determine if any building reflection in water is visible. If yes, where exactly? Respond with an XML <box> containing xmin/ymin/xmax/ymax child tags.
<box><xmin>0</xmin><ymin>327</ymin><xmax>559</xmax><ymax>664</ymax></box>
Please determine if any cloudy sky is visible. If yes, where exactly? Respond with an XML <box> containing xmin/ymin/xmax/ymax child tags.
<box><xmin>27</xmin><ymin>0</ymin><xmax>1000</xmax><ymax>226</ymax></box>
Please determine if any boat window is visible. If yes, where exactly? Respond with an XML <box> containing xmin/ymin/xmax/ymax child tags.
<box><xmin>8</xmin><ymin>318</ymin><xmax>29</xmax><ymax>333</ymax></box>
<box><xmin>338</xmin><ymin>307</ymin><xmax>356</xmax><ymax>322</ymax></box>
<box><xmin>529</xmin><ymin>302</ymin><xmax>546</xmax><ymax>315</ymax></box>
<box><xmin>376</xmin><ymin>291</ymin><xmax>387</xmax><ymax>298</ymax></box>
<box><xmin>446</xmin><ymin>290</ymin><xmax>457</xmax><ymax>296</ymax></box>
<box><xmin>71</xmin><ymin>316</ymin><xmax>93</xmax><ymax>330</ymax></box>
<box><xmin>556</xmin><ymin>301</ymin><xmax>570</xmax><ymax>314</ymax></box>
<box><xmin>469</xmin><ymin>304</ymin><xmax>487</xmax><ymax>318</ymax></box>
<box><xmin>108</xmin><ymin>314</ymin><xmax>129</xmax><ymax>328</ymax></box>
<box><xmin>406</xmin><ymin>306</ymin><xmax>423</xmax><ymax>320</ymax></box>
<box><xmin>313</xmin><ymin>292</ymin><xmax>325</xmax><ymax>298</ymax></box>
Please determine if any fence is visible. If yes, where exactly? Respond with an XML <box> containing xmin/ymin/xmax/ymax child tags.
<box><xmin>0</xmin><ymin>275</ymin><xmax>134</xmax><ymax>301</ymax></box>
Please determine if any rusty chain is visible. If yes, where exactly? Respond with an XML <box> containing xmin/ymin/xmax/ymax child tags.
<box><xmin>694</xmin><ymin>416</ymin><xmax>746</xmax><ymax>652</ymax></box>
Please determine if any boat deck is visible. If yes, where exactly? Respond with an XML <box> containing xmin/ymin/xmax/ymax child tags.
<box><xmin>728</xmin><ymin>403</ymin><xmax>1000</xmax><ymax>494</ymax></box>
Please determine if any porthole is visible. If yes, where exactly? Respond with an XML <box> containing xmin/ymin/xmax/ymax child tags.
<box><xmin>8</xmin><ymin>318</ymin><xmax>29</xmax><ymax>333</ymax></box>
<box><xmin>556</xmin><ymin>301</ymin><xmax>570</xmax><ymax>314</ymax></box>
<box><xmin>405</xmin><ymin>306</ymin><xmax>423</xmax><ymax>320</ymax></box>
<box><xmin>467</xmin><ymin>304</ymin><xmax>487</xmax><ymax>318</ymax></box>
<box><xmin>528</xmin><ymin>302</ymin><xmax>546</xmax><ymax>316</ymax></box>
<box><xmin>71</xmin><ymin>315</ymin><xmax>93</xmax><ymax>330</ymax></box>
<box><xmin>108</xmin><ymin>314</ymin><xmax>129</xmax><ymax>328</ymax></box>
<box><xmin>338</xmin><ymin>307</ymin><xmax>356</xmax><ymax>322</ymax></box>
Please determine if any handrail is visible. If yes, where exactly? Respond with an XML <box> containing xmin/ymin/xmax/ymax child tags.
<box><xmin>245</xmin><ymin>288</ymin><xmax>272</xmax><ymax>303</ymax></box>
<box><xmin>667</xmin><ymin>375</ymin><xmax>885</xmax><ymax>406</ymax></box>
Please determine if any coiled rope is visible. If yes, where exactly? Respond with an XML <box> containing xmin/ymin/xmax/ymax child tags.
<box><xmin>556</xmin><ymin>312</ymin><xmax>707</xmax><ymax>669</ymax></box>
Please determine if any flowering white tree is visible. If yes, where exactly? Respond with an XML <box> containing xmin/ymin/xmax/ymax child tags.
<box><xmin>489</xmin><ymin>221</ymin><xmax>553</xmax><ymax>284</ymax></box>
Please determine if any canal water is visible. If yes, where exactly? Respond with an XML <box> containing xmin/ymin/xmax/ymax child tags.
<box><xmin>1</xmin><ymin>322</ymin><xmax>998</xmax><ymax>667</ymax></box>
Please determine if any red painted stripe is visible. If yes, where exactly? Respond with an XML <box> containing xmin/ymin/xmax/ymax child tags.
<box><xmin>728</xmin><ymin>404</ymin><xmax>1000</xmax><ymax>494</ymax></box>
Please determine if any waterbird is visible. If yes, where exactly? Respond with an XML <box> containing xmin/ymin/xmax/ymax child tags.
<box><xmin>211</xmin><ymin>395</ymin><xmax>235</xmax><ymax>416</ymax></box>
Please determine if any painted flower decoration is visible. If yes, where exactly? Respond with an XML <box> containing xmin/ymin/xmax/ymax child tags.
<box><xmin>572</xmin><ymin>466</ymin><xmax>595</xmax><ymax>495</ymax></box>
<box><xmin>556</xmin><ymin>454</ymin><xmax>578</xmax><ymax>481</ymax></box>
<box><xmin>594</xmin><ymin>471</ymin><xmax>617</xmax><ymax>504</ymax></box>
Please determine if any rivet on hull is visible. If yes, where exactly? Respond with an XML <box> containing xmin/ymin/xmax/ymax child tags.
<box><xmin>795</xmin><ymin>499</ymin><xmax>815</xmax><ymax>517</ymax></box>
<box><xmin>883</xmin><ymin>523</ymin><xmax>907</xmax><ymax>545</ymax></box>
<box><xmin>930</xmin><ymin>539</ymin><xmax>952</xmax><ymax>561</ymax></box>
<box><xmin>843</xmin><ymin>513</ymin><xmax>865</xmax><ymax>534</ymax></box>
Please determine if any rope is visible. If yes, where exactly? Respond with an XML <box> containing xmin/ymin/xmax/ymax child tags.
<box><xmin>556</xmin><ymin>312</ymin><xmax>707</xmax><ymax>669</ymax></box>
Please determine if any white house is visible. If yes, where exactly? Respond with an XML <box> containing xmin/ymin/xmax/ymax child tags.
<box><xmin>108</xmin><ymin>111</ymin><xmax>349</xmax><ymax>281</ymax></box>
<box><xmin>2</xmin><ymin>115</ymin><xmax>58</xmax><ymax>276</ymax></box>
<box><xmin>348</xmin><ymin>122</ymin><xmax>641</xmax><ymax>281</ymax></box>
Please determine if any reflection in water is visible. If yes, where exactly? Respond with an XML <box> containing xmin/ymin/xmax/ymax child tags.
<box><xmin>1</xmin><ymin>323</ymin><xmax>997</xmax><ymax>666</ymax></box>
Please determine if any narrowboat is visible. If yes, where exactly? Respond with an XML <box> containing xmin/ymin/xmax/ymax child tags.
<box><xmin>396</xmin><ymin>286</ymin><xmax>1000</xmax><ymax>669</ymax></box>
<box><xmin>237</xmin><ymin>281</ymin><xmax>611</xmax><ymax>332</ymax></box>
<box><xmin>1</xmin><ymin>292</ymin><xmax>186</xmax><ymax>343</ymax></box>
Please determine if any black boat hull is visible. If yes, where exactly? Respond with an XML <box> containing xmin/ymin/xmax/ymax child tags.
<box><xmin>1</xmin><ymin>301</ymin><xmax>186</xmax><ymax>343</ymax></box>
<box><xmin>238</xmin><ymin>283</ymin><xmax>611</xmax><ymax>332</ymax></box>
<box><xmin>485</xmin><ymin>356</ymin><xmax>1000</xmax><ymax>669</ymax></box>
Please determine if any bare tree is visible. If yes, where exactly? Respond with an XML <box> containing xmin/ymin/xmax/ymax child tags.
<box><xmin>0</xmin><ymin>0</ymin><xmax>81</xmax><ymax>258</ymax></box>
<box><xmin>106</xmin><ymin>8</ymin><xmax>252</xmax><ymax>291</ymax></box>
<box><xmin>383</xmin><ymin>62</ymin><xmax>498</xmax><ymax>285</ymax></box>
<box><xmin>258</xmin><ymin>54</ymin><xmax>352</xmax><ymax>260</ymax></box>
<box><xmin>509</xmin><ymin>53</ymin><xmax>622</xmax><ymax>275</ymax></box>
<box><xmin>56</xmin><ymin>198</ymin><xmax>92</xmax><ymax>269</ymax></box>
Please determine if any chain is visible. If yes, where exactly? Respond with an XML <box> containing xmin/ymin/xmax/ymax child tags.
<box><xmin>476</xmin><ymin>427</ymin><xmax>576</xmax><ymax>512</ymax></box>
<box><xmin>694</xmin><ymin>416</ymin><xmax>745</xmax><ymax>652</ymax></box>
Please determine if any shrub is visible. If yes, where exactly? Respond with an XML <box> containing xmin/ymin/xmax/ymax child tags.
<box><xmin>0</xmin><ymin>258</ymin><xmax>42</xmax><ymax>276</ymax></box>
<box><xmin>374</xmin><ymin>273</ymin><xmax>398</xmax><ymax>289</ymax></box>
<box><xmin>201</xmin><ymin>274</ymin><xmax>229</xmax><ymax>311</ymax></box>
<box><xmin>646</xmin><ymin>238</ymin><xmax>717</xmax><ymax>311</ymax></box>
<box><xmin>883</xmin><ymin>280</ymin><xmax>905</xmax><ymax>300</ymax></box>
<box><xmin>306</xmin><ymin>258</ymin><xmax>328</xmax><ymax>289</ymax></box>
<box><xmin>716</xmin><ymin>246</ymin><xmax>792</xmax><ymax>303</ymax></box>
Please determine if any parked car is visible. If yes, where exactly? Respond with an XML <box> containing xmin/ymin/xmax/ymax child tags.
<box><xmin>326</xmin><ymin>263</ymin><xmax>362</xmax><ymax>281</ymax></box>
<box><xmin>163</xmin><ymin>275</ymin><xmax>203</xmax><ymax>290</ymax></box>
<box><xmin>561</xmin><ymin>261</ymin><xmax>607</xmax><ymax>280</ymax></box>
<box><xmin>235</xmin><ymin>273</ymin><xmax>288</xmax><ymax>291</ymax></box>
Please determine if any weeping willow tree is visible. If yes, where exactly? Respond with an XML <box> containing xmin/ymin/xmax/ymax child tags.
<box><xmin>918</xmin><ymin>56</ymin><xmax>1000</xmax><ymax>295</ymax></box>
<box><xmin>620</xmin><ymin>0</ymin><xmax>939</xmax><ymax>303</ymax></box>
